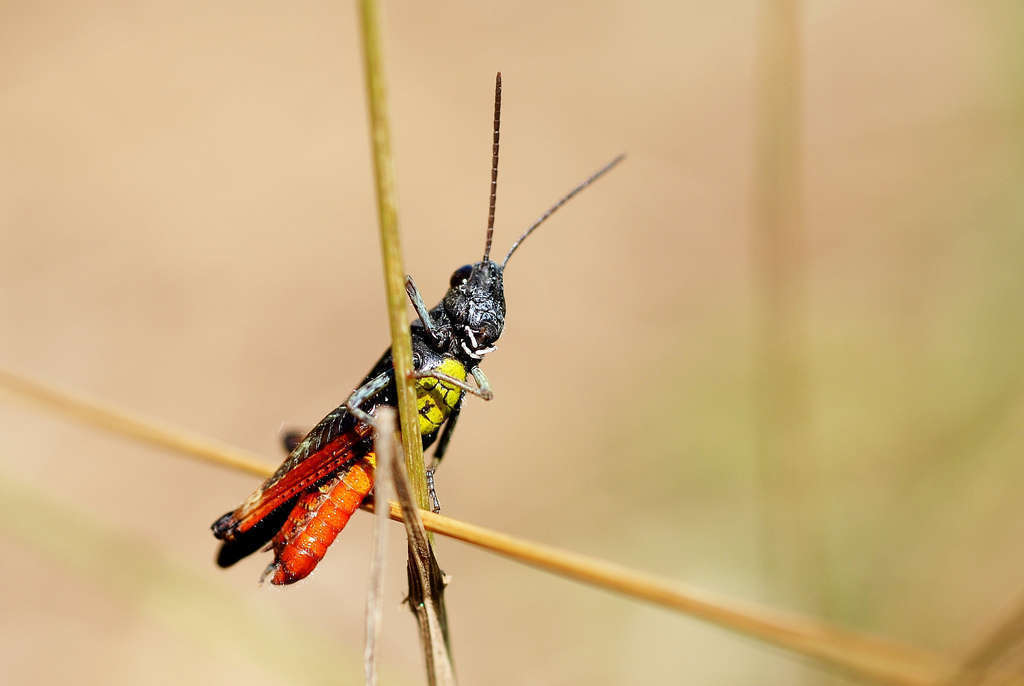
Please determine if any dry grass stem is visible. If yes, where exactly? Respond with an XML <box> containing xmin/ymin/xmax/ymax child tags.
<box><xmin>356</xmin><ymin>0</ymin><xmax>428</xmax><ymax>510</ymax></box>
<box><xmin>0</xmin><ymin>367</ymin><xmax>974</xmax><ymax>686</ymax></box>
<box><xmin>383</xmin><ymin>408</ymin><xmax>456</xmax><ymax>685</ymax></box>
<box><xmin>0</xmin><ymin>368</ymin><xmax>270</xmax><ymax>478</ymax></box>
<box><xmin>357</xmin><ymin>1</ymin><xmax>455</xmax><ymax>680</ymax></box>
<box><xmin>412</xmin><ymin>504</ymin><xmax>948</xmax><ymax>686</ymax></box>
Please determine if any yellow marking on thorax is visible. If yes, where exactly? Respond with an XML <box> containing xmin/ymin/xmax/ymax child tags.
<box><xmin>415</xmin><ymin>357</ymin><xmax>467</xmax><ymax>436</ymax></box>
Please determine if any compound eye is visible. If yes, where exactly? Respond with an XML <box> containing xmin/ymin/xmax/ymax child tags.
<box><xmin>449</xmin><ymin>264</ymin><xmax>472</xmax><ymax>288</ymax></box>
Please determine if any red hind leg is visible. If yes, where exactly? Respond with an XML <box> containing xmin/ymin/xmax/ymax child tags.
<box><xmin>264</xmin><ymin>454</ymin><xmax>376</xmax><ymax>585</ymax></box>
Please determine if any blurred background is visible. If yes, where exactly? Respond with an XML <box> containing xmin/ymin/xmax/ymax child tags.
<box><xmin>2</xmin><ymin>1</ymin><xmax>1023</xmax><ymax>684</ymax></box>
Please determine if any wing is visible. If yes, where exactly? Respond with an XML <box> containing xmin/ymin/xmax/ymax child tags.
<box><xmin>211</xmin><ymin>404</ymin><xmax>373</xmax><ymax>542</ymax></box>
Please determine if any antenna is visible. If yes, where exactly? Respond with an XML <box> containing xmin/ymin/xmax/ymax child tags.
<box><xmin>502</xmin><ymin>154</ymin><xmax>626</xmax><ymax>268</ymax></box>
<box><xmin>482</xmin><ymin>72</ymin><xmax>501</xmax><ymax>264</ymax></box>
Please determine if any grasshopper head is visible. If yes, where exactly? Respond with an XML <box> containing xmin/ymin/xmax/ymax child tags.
<box><xmin>443</xmin><ymin>260</ymin><xmax>505</xmax><ymax>360</ymax></box>
<box><xmin>438</xmin><ymin>73</ymin><xmax>622</xmax><ymax>362</ymax></box>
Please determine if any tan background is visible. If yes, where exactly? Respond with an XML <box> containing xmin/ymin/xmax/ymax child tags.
<box><xmin>2</xmin><ymin>1</ymin><xmax>1023</xmax><ymax>684</ymax></box>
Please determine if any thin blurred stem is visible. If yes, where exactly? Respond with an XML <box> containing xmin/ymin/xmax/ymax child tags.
<box><xmin>365</xmin><ymin>411</ymin><xmax>398</xmax><ymax>686</ymax></box>
<box><xmin>0</xmin><ymin>367</ymin><xmax>968</xmax><ymax>686</ymax></box>
<box><xmin>751</xmin><ymin>0</ymin><xmax>822</xmax><ymax>610</ymax></box>
<box><xmin>946</xmin><ymin>590</ymin><xmax>1024</xmax><ymax>685</ymax></box>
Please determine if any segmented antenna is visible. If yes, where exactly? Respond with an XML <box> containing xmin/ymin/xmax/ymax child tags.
<box><xmin>482</xmin><ymin>72</ymin><xmax>501</xmax><ymax>264</ymax></box>
<box><xmin>502</xmin><ymin>153</ymin><xmax>626</xmax><ymax>268</ymax></box>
